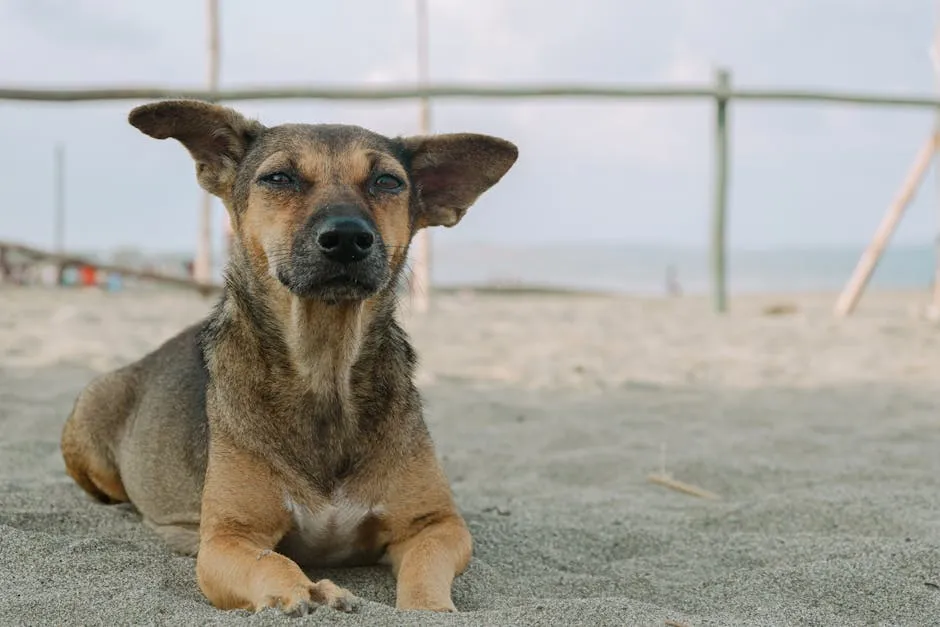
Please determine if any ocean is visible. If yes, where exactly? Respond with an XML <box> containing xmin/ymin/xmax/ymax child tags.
<box><xmin>424</xmin><ymin>242</ymin><xmax>940</xmax><ymax>296</ymax></box>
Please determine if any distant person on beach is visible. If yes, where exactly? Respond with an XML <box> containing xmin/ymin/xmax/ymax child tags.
<box><xmin>665</xmin><ymin>264</ymin><xmax>682</xmax><ymax>297</ymax></box>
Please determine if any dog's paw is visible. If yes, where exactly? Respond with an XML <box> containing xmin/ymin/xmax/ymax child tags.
<box><xmin>260</xmin><ymin>580</ymin><xmax>360</xmax><ymax>616</ymax></box>
<box><xmin>314</xmin><ymin>580</ymin><xmax>360</xmax><ymax>613</ymax></box>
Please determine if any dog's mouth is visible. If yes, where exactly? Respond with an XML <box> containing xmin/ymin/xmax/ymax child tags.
<box><xmin>276</xmin><ymin>263</ymin><xmax>388</xmax><ymax>303</ymax></box>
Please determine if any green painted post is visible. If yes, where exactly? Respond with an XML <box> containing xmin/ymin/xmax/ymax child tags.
<box><xmin>712</xmin><ymin>69</ymin><xmax>731</xmax><ymax>313</ymax></box>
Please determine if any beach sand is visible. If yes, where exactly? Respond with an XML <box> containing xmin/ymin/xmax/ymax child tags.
<box><xmin>1</xmin><ymin>285</ymin><xmax>939</xmax><ymax>626</ymax></box>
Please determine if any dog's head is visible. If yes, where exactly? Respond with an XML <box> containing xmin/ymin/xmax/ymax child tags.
<box><xmin>128</xmin><ymin>99</ymin><xmax>518</xmax><ymax>304</ymax></box>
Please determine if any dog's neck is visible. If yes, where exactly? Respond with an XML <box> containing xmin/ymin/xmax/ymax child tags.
<box><xmin>281</xmin><ymin>294</ymin><xmax>372</xmax><ymax>402</ymax></box>
<box><xmin>206</xmin><ymin>243</ymin><xmax>419</xmax><ymax>484</ymax></box>
<box><xmin>215</xmin><ymin>245</ymin><xmax>386</xmax><ymax>411</ymax></box>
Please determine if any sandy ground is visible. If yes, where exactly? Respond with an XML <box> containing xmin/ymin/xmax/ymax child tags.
<box><xmin>1</xmin><ymin>285</ymin><xmax>939</xmax><ymax>626</ymax></box>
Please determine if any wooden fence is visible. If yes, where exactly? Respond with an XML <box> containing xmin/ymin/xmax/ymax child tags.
<box><xmin>4</xmin><ymin>70</ymin><xmax>940</xmax><ymax>313</ymax></box>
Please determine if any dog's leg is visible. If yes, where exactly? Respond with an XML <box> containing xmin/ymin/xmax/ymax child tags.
<box><xmin>386</xmin><ymin>514</ymin><xmax>472</xmax><ymax>612</ymax></box>
<box><xmin>380</xmin><ymin>446</ymin><xmax>474</xmax><ymax>612</ymax></box>
<box><xmin>196</xmin><ymin>443</ymin><xmax>358</xmax><ymax>615</ymax></box>
<box><xmin>61</xmin><ymin>371</ymin><xmax>135</xmax><ymax>504</ymax></box>
<box><xmin>197</xmin><ymin>532</ymin><xmax>357</xmax><ymax>615</ymax></box>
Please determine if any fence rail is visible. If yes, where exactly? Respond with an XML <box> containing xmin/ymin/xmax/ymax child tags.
<box><xmin>0</xmin><ymin>240</ymin><xmax>221</xmax><ymax>294</ymax></box>
<box><xmin>4</xmin><ymin>73</ymin><xmax>937</xmax><ymax>314</ymax></box>
<box><xmin>3</xmin><ymin>83</ymin><xmax>940</xmax><ymax>109</ymax></box>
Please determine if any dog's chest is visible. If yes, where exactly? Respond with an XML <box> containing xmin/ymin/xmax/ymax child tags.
<box><xmin>279</xmin><ymin>491</ymin><xmax>386</xmax><ymax>567</ymax></box>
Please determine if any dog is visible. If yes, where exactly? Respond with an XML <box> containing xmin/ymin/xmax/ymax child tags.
<box><xmin>59</xmin><ymin>99</ymin><xmax>518</xmax><ymax>616</ymax></box>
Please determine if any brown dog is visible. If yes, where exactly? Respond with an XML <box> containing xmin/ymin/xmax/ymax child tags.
<box><xmin>59</xmin><ymin>99</ymin><xmax>518</xmax><ymax>615</ymax></box>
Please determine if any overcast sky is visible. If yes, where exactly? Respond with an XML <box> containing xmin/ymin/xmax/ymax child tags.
<box><xmin>0</xmin><ymin>0</ymin><xmax>938</xmax><ymax>254</ymax></box>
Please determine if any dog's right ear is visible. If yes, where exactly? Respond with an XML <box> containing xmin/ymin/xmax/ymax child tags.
<box><xmin>128</xmin><ymin>99</ymin><xmax>264</xmax><ymax>197</ymax></box>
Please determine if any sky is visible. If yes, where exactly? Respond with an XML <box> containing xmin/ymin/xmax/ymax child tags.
<box><xmin>1</xmin><ymin>0</ymin><xmax>939</xmax><ymax>255</ymax></box>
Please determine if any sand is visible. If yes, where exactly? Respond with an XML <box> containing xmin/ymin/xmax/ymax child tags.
<box><xmin>2</xmin><ymin>285</ymin><xmax>939</xmax><ymax>626</ymax></box>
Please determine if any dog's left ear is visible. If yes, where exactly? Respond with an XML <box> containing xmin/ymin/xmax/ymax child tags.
<box><xmin>402</xmin><ymin>134</ymin><xmax>518</xmax><ymax>229</ymax></box>
<box><xmin>128</xmin><ymin>99</ymin><xmax>265</xmax><ymax>198</ymax></box>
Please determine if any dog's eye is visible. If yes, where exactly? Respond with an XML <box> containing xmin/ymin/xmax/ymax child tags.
<box><xmin>259</xmin><ymin>171</ymin><xmax>294</xmax><ymax>186</ymax></box>
<box><xmin>372</xmin><ymin>174</ymin><xmax>403</xmax><ymax>192</ymax></box>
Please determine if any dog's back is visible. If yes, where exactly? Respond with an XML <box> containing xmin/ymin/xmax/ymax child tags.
<box><xmin>62</xmin><ymin>322</ymin><xmax>210</xmax><ymax>553</ymax></box>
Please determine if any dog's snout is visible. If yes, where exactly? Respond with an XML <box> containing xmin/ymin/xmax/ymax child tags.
<box><xmin>316</xmin><ymin>216</ymin><xmax>375</xmax><ymax>263</ymax></box>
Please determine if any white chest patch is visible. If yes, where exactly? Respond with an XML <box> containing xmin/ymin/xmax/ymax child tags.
<box><xmin>281</xmin><ymin>491</ymin><xmax>385</xmax><ymax>566</ymax></box>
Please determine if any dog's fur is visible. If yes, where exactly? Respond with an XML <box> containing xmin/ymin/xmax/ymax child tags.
<box><xmin>59</xmin><ymin>99</ymin><xmax>518</xmax><ymax>615</ymax></box>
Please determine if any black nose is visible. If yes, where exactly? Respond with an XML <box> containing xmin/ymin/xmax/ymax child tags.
<box><xmin>315</xmin><ymin>216</ymin><xmax>375</xmax><ymax>263</ymax></box>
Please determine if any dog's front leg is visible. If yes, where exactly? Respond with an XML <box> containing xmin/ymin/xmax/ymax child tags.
<box><xmin>386</xmin><ymin>514</ymin><xmax>472</xmax><ymax>612</ymax></box>
<box><xmin>197</xmin><ymin>532</ymin><xmax>356</xmax><ymax>615</ymax></box>
<box><xmin>196</xmin><ymin>443</ymin><xmax>358</xmax><ymax>615</ymax></box>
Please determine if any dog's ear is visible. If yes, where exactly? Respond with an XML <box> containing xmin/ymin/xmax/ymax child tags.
<box><xmin>401</xmin><ymin>133</ymin><xmax>518</xmax><ymax>229</ymax></box>
<box><xmin>128</xmin><ymin>99</ymin><xmax>264</xmax><ymax>197</ymax></box>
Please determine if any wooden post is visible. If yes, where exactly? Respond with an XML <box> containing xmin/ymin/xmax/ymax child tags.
<box><xmin>53</xmin><ymin>143</ymin><xmax>65</xmax><ymax>254</ymax></box>
<box><xmin>410</xmin><ymin>0</ymin><xmax>432</xmax><ymax>313</ymax></box>
<box><xmin>194</xmin><ymin>0</ymin><xmax>220</xmax><ymax>287</ymax></box>
<box><xmin>711</xmin><ymin>69</ymin><xmax>731</xmax><ymax>313</ymax></box>
<box><xmin>833</xmin><ymin>133</ymin><xmax>938</xmax><ymax>317</ymax></box>
<box><xmin>53</xmin><ymin>142</ymin><xmax>66</xmax><ymax>284</ymax></box>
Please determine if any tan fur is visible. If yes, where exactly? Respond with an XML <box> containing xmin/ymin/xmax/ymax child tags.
<box><xmin>196</xmin><ymin>442</ymin><xmax>357</xmax><ymax>613</ymax></box>
<box><xmin>60</xmin><ymin>99</ymin><xmax>518</xmax><ymax>616</ymax></box>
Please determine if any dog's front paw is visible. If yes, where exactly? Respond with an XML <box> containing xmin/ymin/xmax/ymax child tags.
<box><xmin>260</xmin><ymin>580</ymin><xmax>360</xmax><ymax>616</ymax></box>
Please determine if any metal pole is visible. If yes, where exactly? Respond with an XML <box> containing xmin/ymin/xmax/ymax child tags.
<box><xmin>711</xmin><ymin>69</ymin><xmax>731</xmax><ymax>313</ymax></box>
<box><xmin>411</xmin><ymin>0</ymin><xmax>432</xmax><ymax>313</ymax></box>
<box><xmin>194</xmin><ymin>0</ymin><xmax>220</xmax><ymax>286</ymax></box>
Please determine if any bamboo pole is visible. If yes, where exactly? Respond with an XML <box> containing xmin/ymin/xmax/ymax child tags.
<box><xmin>5</xmin><ymin>84</ymin><xmax>940</xmax><ymax>109</ymax></box>
<box><xmin>411</xmin><ymin>0</ymin><xmax>432</xmax><ymax>314</ymax></box>
<box><xmin>194</xmin><ymin>0</ymin><xmax>220</xmax><ymax>287</ymax></box>
<box><xmin>833</xmin><ymin>133</ymin><xmax>938</xmax><ymax>317</ymax></box>
<box><xmin>711</xmin><ymin>69</ymin><xmax>731</xmax><ymax>314</ymax></box>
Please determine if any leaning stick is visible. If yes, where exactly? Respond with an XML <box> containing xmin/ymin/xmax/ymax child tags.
<box><xmin>833</xmin><ymin>132</ymin><xmax>939</xmax><ymax>317</ymax></box>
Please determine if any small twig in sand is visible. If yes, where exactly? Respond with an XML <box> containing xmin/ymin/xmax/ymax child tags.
<box><xmin>648</xmin><ymin>473</ymin><xmax>720</xmax><ymax>500</ymax></box>
<box><xmin>665</xmin><ymin>620</ymin><xmax>691</xmax><ymax>627</ymax></box>
<box><xmin>650</xmin><ymin>442</ymin><xmax>719</xmax><ymax>500</ymax></box>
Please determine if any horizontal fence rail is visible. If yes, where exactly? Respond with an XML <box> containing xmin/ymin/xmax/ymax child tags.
<box><xmin>2</xmin><ymin>83</ymin><xmax>940</xmax><ymax>109</ymax></box>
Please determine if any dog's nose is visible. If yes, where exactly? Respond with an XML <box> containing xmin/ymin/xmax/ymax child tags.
<box><xmin>315</xmin><ymin>216</ymin><xmax>375</xmax><ymax>263</ymax></box>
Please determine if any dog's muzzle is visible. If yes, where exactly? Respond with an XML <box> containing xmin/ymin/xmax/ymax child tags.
<box><xmin>276</xmin><ymin>206</ymin><xmax>389</xmax><ymax>302</ymax></box>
